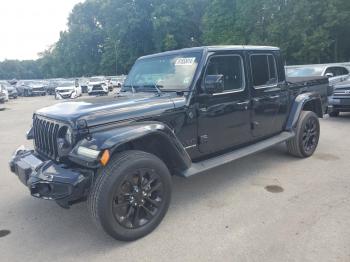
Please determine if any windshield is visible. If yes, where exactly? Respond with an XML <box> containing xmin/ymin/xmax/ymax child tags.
<box><xmin>90</xmin><ymin>77</ymin><xmax>105</xmax><ymax>83</ymax></box>
<box><xmin>286</xmin><ymin>66</ymin><xmax>324</xmax><ymax>77</ymax></box>
<box><xmin>123</xmin><ymin>52</ymin><xmax>202</xmax><ymax>91</ymax></box>
<box><xmin>58</xmin><ymin>82</ymin><xmax>75</xmax><ymax>87</ymax></box>
<box><xmin>0</xmin><ymin>82</ymin><xmax>10</xmax><ymax>88</ymax></box>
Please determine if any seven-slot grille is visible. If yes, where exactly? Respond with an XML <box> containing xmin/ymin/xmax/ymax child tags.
<box><xmin>33</xmin><ymin>116</ymin><xmax>63</xmax><ymax>160</ymax></box>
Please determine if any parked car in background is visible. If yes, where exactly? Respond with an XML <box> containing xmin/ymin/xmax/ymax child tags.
<box><xmin>0</xmin><ymin>85</ymin><xmax>7</xmax><ymax>110</ymax></box>
<box><xmin>286</xmin><ymin>64</ymin><xmax>349</xmax><ymax>86</ymax></box>
<box><xmin>55</xmin><ymin>81</ymin><xmax>82</xmax><ymax>100</ymax></box>
<box><xmin>328</xmin><ymin>75</ymin><xmax>350</xmax><ymax>117</ymax></box>
<box><xmin>88</xmin><ymin>76</ymin><xmax>109</xmax><ymax>96</ymax></box>
<box><xmin>2</xmin><ymin>83</ymin><xmax>18</xmax><ymax>99</ymax></box>
<box><xmin>79</xmin><ymin>78</ymin><xmax>89</xmax><ymax>93</ymax></box>
<box><xmin>0</xmin><ymin>83</ymin><xmax>9</xmax><ymax>101</ymax></box>
<box><xmin>45</xmin><ymin>81</ymin><xmax>59</xmax><ymax>95</ymax></box>
<box><xmin>108</xmin><ymin>76</ymin><xmax>124</xmax><ymax>88</ymax></box>
<box><xmin>16</xmin><ymin>81</ymin><xmax>46</xmax><ymax>97</ymax></box>
<box><xmin>8</xmin><ymin>79</ymin><xmax>18</xmax><ymax>86</ymax></box>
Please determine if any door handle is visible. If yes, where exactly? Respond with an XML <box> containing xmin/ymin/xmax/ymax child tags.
<box><xmin>237</xmin><ymin>101</ymin><xmax>249</xmax><ymax>110</ymax></box>
<box><xmin>237</xmin><ymin>101</ymin><xmax>249</xmax><ymax>106</ymax></box>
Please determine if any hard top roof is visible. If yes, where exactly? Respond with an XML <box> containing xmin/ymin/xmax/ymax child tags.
<box><xmin>139</xmin><ymin>45</ymin><xmax>280</xmax><ymax>60</ymax></box>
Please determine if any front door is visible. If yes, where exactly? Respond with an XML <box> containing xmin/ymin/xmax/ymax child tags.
<box><xmin>197</xmin><ymin>53</ymin><xmax>251</xmax><ymax>155</ymax></box>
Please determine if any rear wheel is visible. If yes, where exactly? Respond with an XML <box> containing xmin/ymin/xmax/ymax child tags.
<box><xmin>88</xmin><ymin>150</ymin><xmax>172</xmax><ymax>241</ymax></box>
<box><xmin>287</xmin><ymin>111</ymin><xmax>320</xmax><ymax>158</ymax></box>
<box><xmin>329</xmin><ymin>110</ymin><xmax>339</xmax><ymax>117</ymax></box>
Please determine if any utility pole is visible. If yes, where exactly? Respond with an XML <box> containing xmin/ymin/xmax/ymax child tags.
<box><xmin>114</xmin><ymin>40</ymin><xmax>120</xmax><ymax>76</ymax></box>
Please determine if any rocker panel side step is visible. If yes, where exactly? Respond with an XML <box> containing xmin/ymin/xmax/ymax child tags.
<box><xmin>182</xmin><ymin>131</ymin><xmax>295</xmax><ymax>178</ymax></box>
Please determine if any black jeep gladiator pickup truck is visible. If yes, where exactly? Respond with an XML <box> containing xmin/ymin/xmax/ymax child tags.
<box><xmin>10</xmin><ymin>46</ymin><xmax>326</xmax><ymax>241</ymax></box>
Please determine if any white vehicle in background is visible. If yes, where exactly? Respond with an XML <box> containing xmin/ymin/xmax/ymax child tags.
<box><xmin>108</xmin><ymin>76</ymin><xmax>127</xmax><ymax>94</ymax></box>
<box><xmin>0</xmin><ymin>84</ymin><xmax>9</xmax><ymax>101</ymax></box>
<box><xmin>88</xmin><ymin>76</ymin><xmax>109</xmax><ymax>96</ymax></box>
<box><xmin>286</xmin><ymin>63</ymin><xmax>349</xmax><ymax>86</ymax></box>
<box><xmin>79</xmin><ymin>78</ymin><xmax>89</xmax><ymax>93</ymax></box>
<box><xmin>108</xmin><ymin>76</ymin><xmax>122</xmax><ymax>87</ymax></box>
<box><xmin>55</xmin><ymin>81</ymin><xmax>82</xmax><ymax>100</ymax></box>
<box><xmin>0</xmin><ymin>84</ymin><xmax>8</xmax><ymax>109</ymax></box>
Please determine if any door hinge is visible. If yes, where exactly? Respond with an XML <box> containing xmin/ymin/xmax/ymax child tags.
<box><xmin>199</xmin><ymin>135</ymin><xmax>209</xmax><ymax>144</ymax></box>
<box><xmin>251</xmin><ymin>121</ymin><xmax>259</xmax><ymax>130</ymax></box>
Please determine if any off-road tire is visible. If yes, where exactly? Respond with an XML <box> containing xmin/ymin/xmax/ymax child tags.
<box><xmin>88</xmin><ymin>150</ymin><xmax>172</xmax><ymax>241</ymax></box>
<box><xmin>286</xmin><ymin>111</ymin><xmax>320</xmax><ymax>158</ymax></box>
<box><xmin>329</xmin><ymin>110</ymin><xmax>339</xmax><ymax>117</ymax></box>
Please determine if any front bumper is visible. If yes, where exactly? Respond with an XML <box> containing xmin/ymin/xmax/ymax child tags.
<box><xmin>88</xmin><ymin>90</ymin><xmax>108</xmax><ymax>96</ymax></box>
<box><xmin>9</xmin><ymin>147</ymin><xmax>93</xmax><ymax>208</ymax></box>
<box><xmin>27</xmin><ymin>90</ymin><xmax>46</xmax><ymax>96</ymax></box>
<box><xmin>56</xmin><ymin>92</ymin><xmax>75</xmax><ymax>99</ymax></box>
<box><xmin>328</xmin><ymin>97</ymin><xmax>350</xmax><ymax>112</ymax></box>
<box><xmin>9</xmin><ymin>92</ymin><xmax>18</xmax><ymax>98</ymax></box>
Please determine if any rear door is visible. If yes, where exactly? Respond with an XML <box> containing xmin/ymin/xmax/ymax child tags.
<box><xmin>250</xmin><ymin>53</ymin><xmax>289</xmax><ymax>138</ymax></box>
<box><xmin>197</xmin><ymin>52</ymin><xmax>251</xmax><ymax>154</ymax></box>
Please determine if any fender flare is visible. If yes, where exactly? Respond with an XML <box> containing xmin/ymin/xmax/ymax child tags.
<box><xmin>285</xmin><ymin>92</ymin><xmax>323</xmax><ymax>131</ymax></box>
<box><xmin>70</xmin><ymin>121</ymin><xmax>192</xmax><ymax>171</ymax></box>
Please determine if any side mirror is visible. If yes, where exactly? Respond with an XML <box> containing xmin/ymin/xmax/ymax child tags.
<box><xmin>325</xmin><ymin>73</ymin><xmax>334</xmax><ymax>78</ymax></box>
<box><xmin>204</xmin><ymin>74</ymin><xmax>224</xmax><ymax>94</ymax></box>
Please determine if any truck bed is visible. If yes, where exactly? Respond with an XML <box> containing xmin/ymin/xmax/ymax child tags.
<box><xmin>287</xmin><ymin>76</ymin><xmax>332</xmax><ymax>113</ymax></box>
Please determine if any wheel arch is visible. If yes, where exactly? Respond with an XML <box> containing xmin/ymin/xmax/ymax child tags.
<box><xmin>76</xmin><ymin>122</ymin><xmax>192</xmax><ymax>174</ymax></box>
<box><xmin>286</xmin><ymin>92</ymin><xmax>323</xmax><ymax>131</ymax></box>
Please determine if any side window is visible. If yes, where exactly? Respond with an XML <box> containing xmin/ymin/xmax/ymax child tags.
<box><xmin>251</xmin><ymin>54</ymin><xmax>278</xmax><ymax>87</ymax></box>
<box><xmin>206</xmin><ymin>55</ymin><xmax>244</xmax><ymax>92</ymax></box>
<box><xmin>325</xmin><ymin>67</ymin><xmax>348</xmax><ymax>76</ymax></box>
<box><xmin>340</xmin><ymin>67</ymin><xmax>349</xmax><ymax>75</ymax></box>
<box><xmin>325</xmin><ymin>67</ymin><xmax>337</xmax><ymax>76</ymax></box>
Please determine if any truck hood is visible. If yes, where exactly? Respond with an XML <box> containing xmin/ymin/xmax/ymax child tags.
<box><xmin>334</xmin><ymin>80</ymin><xmax>350</xmax><ymax>89</ymax></box>
<box><xmin>36</xmin><ymin>92</ymin><xmax>185</xmax><ymax>127</ymax></box>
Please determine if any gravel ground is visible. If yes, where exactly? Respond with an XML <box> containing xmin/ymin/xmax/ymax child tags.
<box><xmin>0</xmin><ymin>95</ymin><xmax>349</xmax><ymax>262</ymax></box>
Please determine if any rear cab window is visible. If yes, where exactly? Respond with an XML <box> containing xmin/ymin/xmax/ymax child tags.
<box><xmin>250</xmin><ymin>54</ymin><xmax>278</xmax><ymax>88</ymax></box>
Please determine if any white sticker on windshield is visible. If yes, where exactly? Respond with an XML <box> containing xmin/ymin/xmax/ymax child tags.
<box><xmin>175</xmin><ymin>57</ymin><xmax>196</xmax><ymax>66</ymax></box>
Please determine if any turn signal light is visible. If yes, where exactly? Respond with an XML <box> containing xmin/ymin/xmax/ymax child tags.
<box><xmin>100</xmin><ymin>150</ymin><xmax>110</xmax><ymax>166</ymax></box>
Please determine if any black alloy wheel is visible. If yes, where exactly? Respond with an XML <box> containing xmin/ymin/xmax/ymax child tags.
<box><xmin>112</xmin><ymin>168</ymin><xmax>164</xmax><ymax>229</ymax></box>
<box><xmin>88</xmin><ymin>150</ymin><xmax>172</xmax><ymax>241</ymax></box>
<box><xmin>286</xmin><ymin>111</ymin><xmax>320</xmax><ymax>158</ymax></box>
<box><xmin>302</xmin><ymin>117</ymin><xmax>318</xmax><ymax>154</ymax></box>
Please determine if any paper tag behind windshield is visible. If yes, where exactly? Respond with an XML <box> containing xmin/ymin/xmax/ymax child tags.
<box><xmin>175</xmin><ymin>57</ymin><xmax>196</xmax><ymax>66</ymax></box>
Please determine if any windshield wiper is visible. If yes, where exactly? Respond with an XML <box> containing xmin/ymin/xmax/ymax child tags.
<box><xmin>151</xmin><ymin>84</ymin><xmax>163</xmax><ymax>96</ymax></box>
<box><xmin>121</xmin><ymin>85</ymin><xmax>136</xmax><ymax>94</ymax></box>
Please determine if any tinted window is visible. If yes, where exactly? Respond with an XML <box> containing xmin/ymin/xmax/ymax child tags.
<box><xmin>341</xmin><ymin>67</ymin><xmax>349</xmax><ymax>75</ymax></box>
<box><xmin>325</xmin><ymin>67</ymin><xmax>349</xmax><ymax>77</ymax></box>
<box><xmin>251</xmin><ymin>54</ymin><xmax>277</xmax><ymax>87</ymax></box>
<box><xmin>206</xmin><ymin>55</ymin><xmax>244</xmax><ymax>92</ymax></box>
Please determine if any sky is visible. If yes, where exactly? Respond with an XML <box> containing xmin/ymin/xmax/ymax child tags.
<box><xmin>0</xmin><ymin>0</ymin><xmax>83</xmax><ymax>61</ymax></box>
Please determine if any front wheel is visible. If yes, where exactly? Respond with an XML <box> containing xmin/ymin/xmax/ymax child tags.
<box><xmin>286</xmin><ymin>111</ymin><xmax>320</xmax><ymax>158</ymax></box>
<box><xmin>88</xmin><ymin>150</ymin><xmax>172</xmax><ymax>241</ymax></box>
